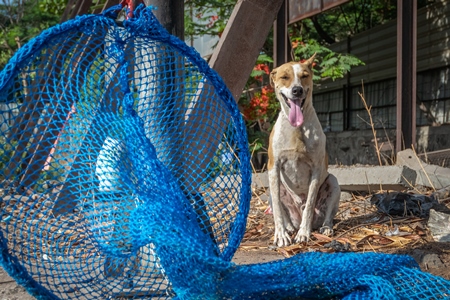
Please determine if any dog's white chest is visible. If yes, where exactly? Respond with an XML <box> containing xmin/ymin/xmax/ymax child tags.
<box><xmin>280</xmin><ymin>155</ymin><xmax>314</xmax><ymax>193</ymax></box>
<box><xmin>272</xmin><ymin>116</ymin><xmax>326</xmax><ymax>192</ymax></box>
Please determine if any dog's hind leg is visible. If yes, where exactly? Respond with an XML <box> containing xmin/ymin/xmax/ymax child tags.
<box><xmin>317</xmin><ymin>174</ymin><xmax>340</xmax><ymax>236</ymax></box>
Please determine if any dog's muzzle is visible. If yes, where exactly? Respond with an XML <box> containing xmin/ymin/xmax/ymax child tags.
<box><xmin>282</xmin><ymin>94</ymin><xmax>305</xmax><ymax>110</ymax></box>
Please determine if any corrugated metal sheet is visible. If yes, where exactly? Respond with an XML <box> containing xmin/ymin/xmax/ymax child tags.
<box><xmin>416</xmin><ymin>1</ymin><xmax>450</xmax><ymax>71</ymax></box>
<box><xmin>289</xmin><ymin>1</ymin><xmax>321</xmax><ymax>23</ymax></box>
<box><xmin>289</xmin><ymin>0</ymin><xmax>351</xmax><ymax>24</ymax></box>
<box><xmin>315</xmin><ymin>0</ymin><xmax>450</xmax><ymax>93</ymax></box>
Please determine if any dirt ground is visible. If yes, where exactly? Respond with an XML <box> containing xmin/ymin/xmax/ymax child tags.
<box><xmin>234</xmin><ymin>187</ymin><xmax>450</xmax><ymax>281</ymax></box>
<box><xmin>0</xmin><ymin>267</ymin><xmax>34</xmax><ymax>300</ymax></box>
<box><xmin>1</xmin><ymin>188</ymin><xmax>450</xmax><ymax>298</ymax></box>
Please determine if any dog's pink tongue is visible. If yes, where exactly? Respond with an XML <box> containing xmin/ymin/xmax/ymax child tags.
<box><xmin>288</xmin><ymin>99</ymin><xmax>304</xmax><ymax>127</ymax></box>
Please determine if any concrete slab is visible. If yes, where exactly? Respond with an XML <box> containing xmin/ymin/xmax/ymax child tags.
<box><xmin>397</xmin><ymin>149</ymin><xmax>450</xmax><ymax>189</ymax></box>
<box><xmin>248</xmin><ymin>152</ymin><xmax>449</xmax><ymax>193</ymax></box>
<box><xmin>252</xmin><ymin>165</ymin><xmax>417</xmax><ymax>192</ymax></box>
<box><xmin>328</xmin><ymin>165</ymin><xmax>416</xmax><ymax>192</ymax></box>
<box><xmin>252</xmin><ymin>172</ymin><xmax>269</xmax><ymax>188</ymax></box>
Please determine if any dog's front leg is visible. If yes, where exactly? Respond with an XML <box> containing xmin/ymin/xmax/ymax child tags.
<box><xmin>295</xmin><ymin>174</ymin><xmax>321</xmax><ymax>243</ymax></box>
<box><xmin>269</xmin><ymin>164</ymin><xmax>292</xmax><ymax>247</ymax></box>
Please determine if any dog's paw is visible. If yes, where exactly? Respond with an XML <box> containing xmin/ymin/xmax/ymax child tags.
<box><xmin>294</xmin><ymin>228</ymin><xmax>311</xmax><ymax>244</ymax></box>
<box><xmin>273</xmin><ymin>228</ymin><xmax>292</xmax><ymax>247</ymax></box>
<box><xmin>285</xmin><ymin>222</ymin><xmax>295</xmax><ymax>233</ymax></box>
<box><xmin>319</xmin><ymin>226</ymin><xmax>333</xmax><ymax>236</ymax></box>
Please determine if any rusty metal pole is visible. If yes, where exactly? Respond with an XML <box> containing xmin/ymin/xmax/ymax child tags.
<box><xmin>396</xmin><ymin>0</ymin><xmax>417</xmax><ymax>151</ymax></box>
<box><xmin>274</xmin><ymin>0</ymin><xmax>289</xmax><ymax>67</ymax></box>
<box><xmin>146</xmin><ymin>0</ymin><xmax>184</xmax><ymax>40</ymax></box>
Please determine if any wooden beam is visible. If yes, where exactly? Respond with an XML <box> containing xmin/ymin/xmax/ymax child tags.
<box><xmin>52</xmin><ymin>50</ymin><xmax>123</xmax><ymax>215</ymax></box>
<box><xmin>96</xmin><ymin>0</ymin><xmax>121</xmax><ymax>14</ymax></box>
<box><xmin>179</xmin><ymin>0</ymin><xmax>284</xmax><ymax>193</ymax></box>
<box><xmin>209</xmin><ymin>0</ymin><xmax>285</xmax><ymax>101</ymax></box>
<box><xmin>4</xmin><ymin>34</ymin><xmax>78</xmax><ymax>181</ymax></box>
<box><xmin>53</xmin><ymin>0</ymin><xmax>285</xmax><ymax>215</ymax></box>
<box><xmin>60</xmin><ymin>0</ymin><xmax>93</xmax><ymax>23</ymax></box>
<box><xmin>18</xmin><ymin>34</ymin><xmax>107</xmax><ymax>191</ymax></box>
<box><xmin>179</xmin><ymin>1</ymin><xmax>285</xmax><ymax>239</ymax></box>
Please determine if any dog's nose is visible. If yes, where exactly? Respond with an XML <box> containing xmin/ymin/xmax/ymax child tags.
<box><xmin>292</xmin><ymin>86</ymin><xmax>303</xmax><ymax>97</ymax></box>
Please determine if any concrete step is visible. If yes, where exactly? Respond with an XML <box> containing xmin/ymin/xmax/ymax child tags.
<box><xmin>252</xmin><ymin>165</ymin><xmax>417</xmax><ymax>192</ymax></box>
<box><xmin>397</xmin><ymin>149</ymin><xmax>450</xmax><ymax>190</ymax></box>
<box><xmin>250</xmin><ymin>150</ymin><xmax>450</xmax><ymax>192</ymax></box>
<box><xmin>328</xmin><ymin>165</ymin><xmax>416</xmax><ymax>192</ymax></box>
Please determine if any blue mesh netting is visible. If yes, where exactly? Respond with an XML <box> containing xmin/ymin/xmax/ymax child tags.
<box><xmin>0</xmin><ymin>5</ymin><xmax>450</xmax><ymax>299</ymax></box>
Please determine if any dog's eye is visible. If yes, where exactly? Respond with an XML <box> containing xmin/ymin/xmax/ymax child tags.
<box><xmin>280</xmin><ymin>76</ymin><xmax>289</xmax><ymax>80</ymax></box>
<box><xmin>301</xmin><ymin>72</ymin><xmax>309</xmax><ymax>79</ymax></box>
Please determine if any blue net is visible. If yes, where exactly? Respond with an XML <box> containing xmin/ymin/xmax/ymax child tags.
<box><xmin>0</xmin><ymin>5</ymin><xmax>450</xmax><ymax>300</ymax></box>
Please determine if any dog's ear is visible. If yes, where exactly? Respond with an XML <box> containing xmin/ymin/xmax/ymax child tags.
<box><xmin>269</xmin><ymin>68</ymin><xmax>277</xmax><ymax>87</ymax></box>
<box><xmin>305</xmin><ymin>52</ymin><xmax>317</xmax><ymax>69</ymax></box>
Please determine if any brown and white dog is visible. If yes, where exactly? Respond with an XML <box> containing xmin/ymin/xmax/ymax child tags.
<box><xmin>268</xmin><ymin>54</ymin><xmax>341</xmax><ymax>246</ymax></box>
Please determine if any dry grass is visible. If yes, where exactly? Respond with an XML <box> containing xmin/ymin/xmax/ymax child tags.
<box><xmin>358</xmin><ymin>85</ymin><xmax>382</xmax><ymax>166</ymax></box>
<box><xmin>240</xmin><ymin>188</ymin><xmax>436</xmax><ymax>258</ymax></box>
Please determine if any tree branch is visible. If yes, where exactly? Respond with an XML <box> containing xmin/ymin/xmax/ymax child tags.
<box><xmin>309</xmin><ymin>16</ymin><xmax>336</xmax><ymax>44</ymax></box>
<box><xmin>339</xmin><ymin>5</ymin><xmax>354</xmax><ymax>35</ymax></box>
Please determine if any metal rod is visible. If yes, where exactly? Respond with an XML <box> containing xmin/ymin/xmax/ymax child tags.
<box><xmin>396</xmin><ymin>0</ymin><xmax>417</xmax><ymax>152</ymax></box>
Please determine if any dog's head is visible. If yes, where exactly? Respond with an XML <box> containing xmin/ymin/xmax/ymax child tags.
<box><xmin>270</xmin><ymin>53</ymin><xmax>316</xmax><ymax>127</ymax></box>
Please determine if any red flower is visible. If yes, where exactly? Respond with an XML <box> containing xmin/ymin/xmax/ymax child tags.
<box><xmin>241</xmin><ymin>84</ymin><xmax>277</xmax><ymax>122</ymax></box>
<box><xmin>261</xmin><ymin>85</ymin><xmax>273</xmax><ymax>95</ymax></box>
<box><xmin>254</xmin><ymin>63</ymin><xmax>270</xmax><ymax>75</ymax></box>
<box><xmin>207</xmin><ymin>15</ymin><xmax>219</xmax><ymax>28</ymax></box>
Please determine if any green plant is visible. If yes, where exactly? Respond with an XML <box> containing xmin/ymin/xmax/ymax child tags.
<box><xmin>185</xmin><ymin>0</ymin><xmax>236</xmax><ymax>39</ymax></box>
<box><xmin>238</xmin><ymin>54</ymin><xmax>279</xmax><ymax>167</ymax></box>
<box><xmin>0</xmin><ymin>0</ymin><xmax>64</xmax><ymax>69</ymax></box>
<box><xmin>291</xmin><ymin>38</ymin><xmax>364</xmax><ymax>81</ymax></box>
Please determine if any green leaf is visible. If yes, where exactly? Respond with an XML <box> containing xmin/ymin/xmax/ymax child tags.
<box><xmin>250</xmin><ymin>69</ymin><xmax>266</xmax><ymax>78</ymax></box>
<box><xmin>256</xmin><ymin>53</ymin><xmax>274</xmax><ymax>64</ymax></box>
<box><xmin>320</xmin><ymin>56</ymin><xmax>338</xmax><ymax>67</ymax></box>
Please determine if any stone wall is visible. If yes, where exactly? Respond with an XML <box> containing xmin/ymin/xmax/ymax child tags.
<box><xmin>326</xmin><ymin>124</ymin><xmax>450</xmax><ymax>166</ymax></box>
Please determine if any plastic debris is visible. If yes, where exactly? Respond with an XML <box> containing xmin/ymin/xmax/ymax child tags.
<box><xmin>385</xmin><ymin>225</ymin><xmax>400</xmax><ymax>237</ymax></box>
<box><xmin>427</xmin><ymin>209</ymin><xmax>450</xmax><ymax>242</ymax></box>
<box><xmin>323</xmin><ymin>240</ymin><xmax>351</xmax><ymax>252</ymax></box>
<box><xmin>370</xmin><ymin>192</ymin><xmax>437</xmax><ymax>217</ymax></box>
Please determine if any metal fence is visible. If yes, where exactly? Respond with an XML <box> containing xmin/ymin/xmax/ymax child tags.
<box><xmin>315</xmin><ymin>66</ymin><xmax>450</xmax><ymax>132</ymax></box>
<box><xmin>313</xmin><ymin>0</ymin><xmax>450</xmax><ymax>133</ymax></box>
<box><xmin>419</xmin><ymin>148</ymin><xmax>450</xmax><ymax>168</ymax></box>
